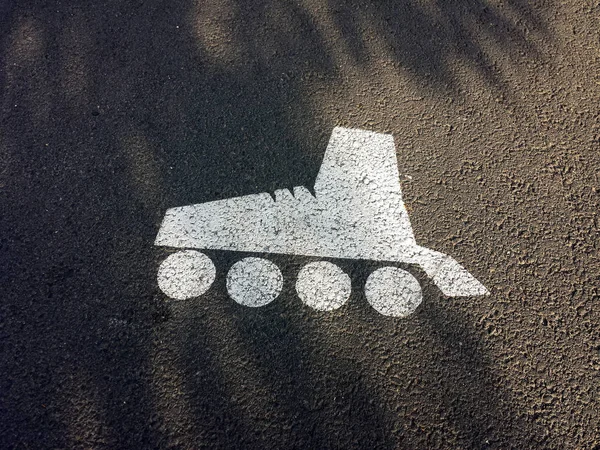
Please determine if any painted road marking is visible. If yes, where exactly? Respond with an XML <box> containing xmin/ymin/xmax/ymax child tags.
<box><xmin>296</xmin><ymin>261</ymin><xmax>351</xmax><ymax>311</ymax></box>
<box><xmin>226</xmin><ymin>257</ymin><xmax>283</xmax><ymax>307</ymax></box>
<box><xmin>155</xmin><ymin>127</ymin><xmax>488</xmax><ymax>316</ymax></box>
<box><xmin>365</xmin><ymin>267</ymin><xmax>422</xmax><ymax>317</ymax></box>
<box><xmin>157</xmin><ymin>250</ymin><xmax>216</xmax><ymax>300</ymax></box>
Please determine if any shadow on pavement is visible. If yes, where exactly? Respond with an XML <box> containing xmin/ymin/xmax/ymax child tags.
<box><xmin>0</xmin><ymin>0</ymin><xmax>552</xmax><ymax>448</ymax></box>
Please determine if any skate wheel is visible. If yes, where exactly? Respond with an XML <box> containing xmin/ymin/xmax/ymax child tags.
<box><xmin>226</xmin><ymin>257</ymin><xmax>283</xmax><ymax>307</ymax></box>
<box><xmin>296</xmin><ymin>261</ymin><xmax>351</xmax><ymax>311</ymax></box>
<box><xmin>157</xmin><ymin>250</ymin><xmax>216</xmax><ymax>300</ymax></box>
<box><xmin>365</xmin><ymin>267</ymin><xmax>422</xmax><ymax>317</ymax></box>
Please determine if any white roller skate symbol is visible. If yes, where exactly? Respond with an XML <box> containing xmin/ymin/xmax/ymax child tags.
<box><xmin>155</xmin><ymin>127</ymin><xmax>489</xmax><ymax>317</ymax></box>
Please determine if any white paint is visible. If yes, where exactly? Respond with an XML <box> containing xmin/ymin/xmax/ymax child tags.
<box><xmin>156</xmin><ymin>127</ymin><xmax>488</xmax><ymax>312</ymax></box>
<box><xmin>365</xmin><ymin>267</ymin><xmax>422</xmax><ymax>317</ymax></box>
<box><xmin>226</xmin><ymin>257</ymin><xmax>283</xmax><ymax>307</ymax></box>
<box><xmin>296</xmin><ymin>261</ymin><xmax>351</xmax><ymax>311</ymax></box>
<box><xmin>157</xmin><ymin>250</ymin><xmax>215</xmax><ymax>300</ymax></box>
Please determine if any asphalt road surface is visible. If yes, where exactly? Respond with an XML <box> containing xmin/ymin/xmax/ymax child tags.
<box><xmin>1</xmin><ymin>0</ymin><xmax>599</xmax><ymax>448</ymax></box>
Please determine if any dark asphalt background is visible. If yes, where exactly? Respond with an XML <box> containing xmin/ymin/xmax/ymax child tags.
<box><xmin>1</xmin><ymin>0</ymin><xmax>599</xmax><ymax>448</ymax></box>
